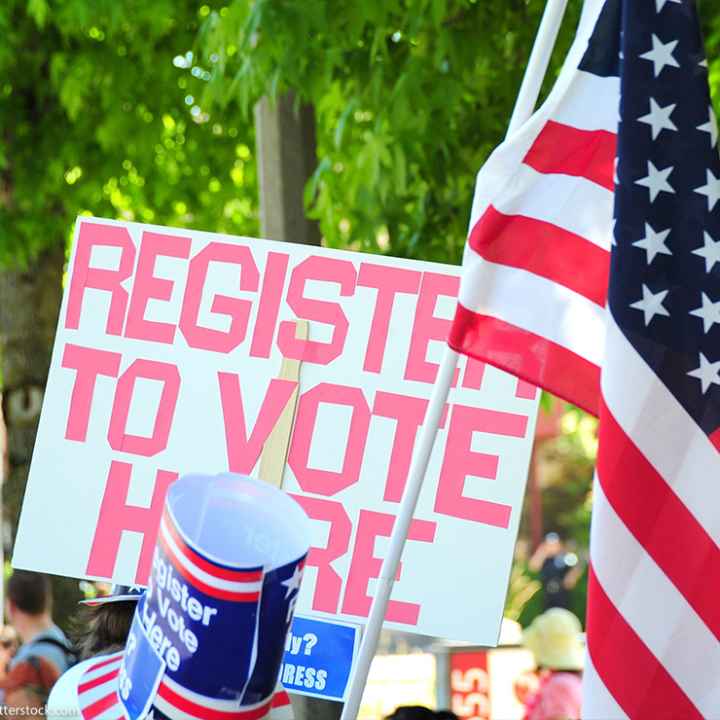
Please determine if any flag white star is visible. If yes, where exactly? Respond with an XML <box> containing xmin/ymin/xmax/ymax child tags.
<box><xmin>687</xmin><ymin>353</ymin><xmax>720</xmax><ymax>394</ymax></box>
<box><xmin>655</xmin><ymin>0</ymin><xmax>681</xmax><ymax>10</ymax></box>
<box><xmin>694</xmin><ymin>169</ymin><xmax>720</xmax><ymax>211</ymax></box>
<box><xmin>632</xmin><ymin>222</ymin><xmax>671</xmax><ymax>263</ymax></box>
<box><xmin>692</xmin><ymin>231</ymin><xmax>720</xmax><ymax>272</ymax></box>
<box><xmin>698</xmin><ymin>106</ymin><xmax>718</xmax><ymax>148</ymax></box>
<box><xmin>636</xmin><ymin>161</ymin><xmax>675</xmax><ymax>202</ymax></box>
<box><xmin>689</xmin><ymin>293</ymin><xmax>720</xmax><ymax>333</ymax></box>
<box><xmin>638</xmin><ymin>98</ymin><xmax>677</xmax><ymax>140</ymax></box>
<box><xmin>700</xmin><ymin>58</ymin><xmax>709</xmax><ymax>69</ymax></box>
<box><xmin>630</xmin><ymin>284</ymin><xmax>670</xmax><ymax>326</ymax></box>
<box><xmin>281</xmin><ymin>565</ymin><xmax>304</xmax><ymax>598</ymax></box>
<box><xmin>639</xmin><ymin>34</ymin><xmax>680</xmax><ymax>77</ymax></box>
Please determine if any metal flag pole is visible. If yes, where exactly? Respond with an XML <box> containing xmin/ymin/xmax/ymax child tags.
<box><xmin>339</xmin><ymin>1</ymin><xmax>568</xmax><ymax>717</ymax></box>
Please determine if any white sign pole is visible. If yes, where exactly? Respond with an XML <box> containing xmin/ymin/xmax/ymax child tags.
<box><xmin>506</xmin><ymin>0</ymin><xmax>569</xmax><ymax>137</ymax></box>
<box><xmin>339</xmin><ymin>1</ymin><xmax>569</xmax><ymax>717</ymax></box>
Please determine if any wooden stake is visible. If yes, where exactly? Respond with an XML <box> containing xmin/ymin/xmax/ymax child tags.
<box><xmin>258</xmin><ymin>320</ymin><xmax>308</xmax><ymax>488</ymax></box>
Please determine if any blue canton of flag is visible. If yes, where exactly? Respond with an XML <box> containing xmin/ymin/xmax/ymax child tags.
<box><xmin>613</xmin><ymin>1</ymin><xmax>720</xmax><ymax>441</ymax></box>
<box><xmin>584</xmin><ymin>2</ymin><xmax>720</xmax><ymax>717</ymax></box>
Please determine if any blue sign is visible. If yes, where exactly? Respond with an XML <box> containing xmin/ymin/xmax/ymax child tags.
<box><xmin>119</xmin><ymin>606</ymin><xmax>166</xmax><ymax>720</ymax></box>
<box><xmin>280</xmin><ymin>616</ymin><xmax>360</xmax><ymax>702</ymax></box>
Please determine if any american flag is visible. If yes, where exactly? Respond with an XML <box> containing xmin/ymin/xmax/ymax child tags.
<box><xmin>449</xmin><ymin>0</ymin><xmax>720</xmax><ymax>716</ymax></box>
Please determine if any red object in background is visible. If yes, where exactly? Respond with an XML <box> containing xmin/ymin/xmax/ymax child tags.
<box><xmin>450</xmin><ymin>651</ymin><xmax>490</xmax><ymax>720</ymax></box>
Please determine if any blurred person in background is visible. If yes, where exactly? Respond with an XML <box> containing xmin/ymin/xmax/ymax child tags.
<box><xmin>0</xmin><ymin>626</ymin><xmax>19</xmax><ymax>703</ymax></box>
<box><xmin>385</xmin><ymin>707</ymin><xmax>436</xmax><ymax>719</ymax></box>
<box><xmin>1</xmin><ymin>571</ymin><xmax>75</xmax><ymax>710</ymax></box>
<box><xmin>72</xmin><ymin>584</ymin><xmax>140</xmax><ymax>659</ymax></box>
<box><xmin>385</xmin><ymin>708</ymin><xmax>457</xmax><ymax>719</ymax></box>
<box><xmin>521</xmin><ymin>608</ymin><xmax>584</xmax><ymax>720</ymax></box>
<box><xmin>47</xmin><ymin>585</ymin><xmax>142</xmax><ymax>715</ymax></box>
<box><xmin>529</xmin><ymin>533</ymin><xmax>583</xmax><ymax>610</ymax></box>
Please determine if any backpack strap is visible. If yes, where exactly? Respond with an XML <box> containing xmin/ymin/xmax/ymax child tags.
<box><xmin>29</xmin><ymin>635</ymin><xmax>78</xmax><ymax>667</ymax></box>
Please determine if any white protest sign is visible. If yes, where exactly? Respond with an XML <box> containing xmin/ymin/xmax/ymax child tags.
<box><xmin>14</xmin><ymin>217</ymin><xmax>538</xmax><ymax>644</ymax></box>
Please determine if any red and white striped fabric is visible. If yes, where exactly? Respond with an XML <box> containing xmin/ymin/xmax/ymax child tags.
<box><xmin>449</xmin><ymin>0</ymin><xmax>616</xmax><ymax>415</ymax></box>
<box><xmin>75</xmin><ymin>651</ymin><xmax>294</xmax><ymax>720</ymax></box>
<box><xmin>158</xmin><ymin>508</ymin><xmax>264</xmax><ymax>603</ymax></box>
<box><xmin>449</xmin><ymin>0</ymin><xmax>720</xmax><ymax>717</ymax></box>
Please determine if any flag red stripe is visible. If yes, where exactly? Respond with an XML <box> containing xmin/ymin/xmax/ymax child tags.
<box><xmin>598</xmin><ymin>397</ymin><xmax>720</xmax><ymax>641</ymax></box>
<box><xmin>158</xmin><ymin>533</ymin><xmax>261</xmax><ymax>602</ymax></box>
<box><xmin>78</xmin><ymin>667</ymin><xmax>120</xmax><ymax>695</ymax></box>
<box><xmin>86</xmin><ymin>653</ymin><xmax>123</xmax><ymax>673</ymax></box>
<box><xmin>157</xmin><ymin>681</ymin><xmax>273</xmax><ymax>719</ymax></box>
<box><xmin>587</xmin><ymin>565</ymin><xmax>702</xmax><ymax>720</ymax></box>
<box><xmin>468</xmin><ymin>206</ymin><xmax>609</xmax><ymax>307</ymax></box>
<box><xmin>81</xmin><ymin>691</ymin><xmax>119</xmax><ymax>719</ymax></box>
<box><xmin>272</xmin><ymin>691</ymin><xmax>292</xmax><ymax>708</ymax></box>
<box><xmin>163</xmin><ymin>511</ymin><xmax>262</xmax><ymax>582</ymax></box>
<box><xmin>523</xmin><ymin>120</ymin><xmax>617</xmax><ymax>191</ymax></box>
<box><xmin>449</xmin><ymin>305</ymin><xmax>600</xmax><ymax>415</ymax></box>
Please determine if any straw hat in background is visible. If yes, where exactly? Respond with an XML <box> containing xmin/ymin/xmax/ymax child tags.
<box><xmin>523</xmin><ymin>608</ymin><xmax>585</xmax><ymax>672</ymax></box>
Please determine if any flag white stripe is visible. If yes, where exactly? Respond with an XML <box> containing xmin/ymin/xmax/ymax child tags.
<box><xmin>78</xmin><ymin>682</ymin><xmax>118</xmax><ymax>713</ymax></box>
<box><xmin>591</xmin><ymin>479</ymin><xmax>720</xmax><ymax>716</ymax></box>
<box><xmin>457</xmin><ymin>260</ymin><xmax>606</xmax><ymax>364</ymax></box>
<box><xmin>602</xmin><ymin>315</ymin><xmax>720</xmax><ymax>546</ymax></box>
<box><xmin>492</xmin><ymin>164</ymin><xmax>613</xmax><ymax>251</ymax></box>
<box><xmin>160</xmin><ymin>519</ymin><xmax>263</xmax><ymax>594</ymax></box>
<box><xmin>552</xmin><ymin>71</ymin><xmax>621</xmax><ymax>133</ymax></box>
<box><xmin>79</xmin><ymin>656</ymin><xmax>123</xmax><ymax>686</ymax></box>
<box><xmin>582</xmin><ymin>650</ymin><xmax>628</xmax><ymax>720</ymax></box>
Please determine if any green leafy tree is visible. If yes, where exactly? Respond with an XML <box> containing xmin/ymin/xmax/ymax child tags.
<box><xmin>0</xmin><ymin>0</ymin><xmax>257</xmax><ymax>623</ymax></box>
<box><xmin>194</xmin><ymin>0</ymin><xmax>716</xmax><ymax>262</ymax></box>
<box><xmin>196</xmin><ymin>0</ymin><xmax>586</xmax><ymax>263</ymax></box>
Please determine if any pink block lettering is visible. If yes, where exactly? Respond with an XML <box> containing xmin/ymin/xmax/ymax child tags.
<box><xmin>108</xmin><ymin>360</ymin><xmax>181</xmax><ymax>457</ymax></box>
<box><xmin>435</xmin><ymin>404</ymin><xmax>528</xmax><ymax>529</ymax></box>
<box><xmin>249</xmin><ymin>252</ymin><xmax>289</xmax><ymax>359</ymax></box>
<box><xmin>218</xmin><ymin>373</ymin><xmax>297</xmax><ymax>474</ymax></box>
<box><xmin>357</xmin><ymin>263</ymin><xmax>421</xmax><ymax>373</ymax></box>
<box><xmin>341</xmin><ymin>510</ymin><xmax>436</xmax><ymax>624</ymax></box>
<box><xmin>179</xmin><ymin>241</ymin><xmax>260</xmax><ymax>353</ymax></box>
<box><xmin>65</xmin><ymin>222</ymin><xmax>136</xmax><ymax>335</ymax></box>
<box><xmin>405</xmin><ymin>272</ymin><xmax>460</xmax><ymax>384</ymax></box>
<box><xmin>515</xmin><ymin>379</ymin><xmax>538</xmax><ymax>399</ymax></box>
<box><xmin>62</xmin><ymin>344</ymin><xmax>121</xmax><ymax>442</ymax></box>
<box><xmin>86</xmin><ymin>461</ymin><xmax>177</xmax><ymax>584</ymax></box>
<box><xmin>125</xmin><ymin>232</ymin><xmax>191</xmax><ymax>344</ymax></box>
<box><xmin>289</xmin><ymin>495</ymin><xmax>351</xmax><ymax>614</ymax></box>
<box><xmin>289</xmin><ymin>383</ymin><xmax>369</xmax><ymax>495</ymax></box>
<box><xmin>373</xmin><ymin>391</ymin><xmax>428</xmax><ymax>503</ymax></box>
<box><xmin>462</xmin><ymin>358</ymin><xmax>486</xmax><ymax>390</ymax></box>
<box><xmin>277</xmin><ymin>256</ymin><xmax>356</xmax><ymax>365</ymax></box>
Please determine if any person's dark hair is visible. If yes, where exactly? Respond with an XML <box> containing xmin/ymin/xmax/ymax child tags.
<box><xmin>73</xmin><ymin>602</ymin><xmax>136</xmax><ymax>660</ymax></box>
<box><xmin>385</xmin><ymin>707</ymin><xmax>436</xmax><ymax>720</ymax></box>
<box><xmin>6</xmin><ymin>571</ymin><xmax>51</xmax><ymax>616</ymax></box>
<box><xmin>434</xmin><ymin>712</ymin><xmax>459</xmax><ymax>720</ymax></box>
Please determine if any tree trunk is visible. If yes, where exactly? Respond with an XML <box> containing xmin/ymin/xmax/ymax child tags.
<box><xmin>0</xmin><ymin>242</ymin><xmax>83</xmax><ymax>627</ymax></box>
<box><xmin>255</xmin><ymin>94</ymin><xmax>342</xmax><ymax>720</ymax></box>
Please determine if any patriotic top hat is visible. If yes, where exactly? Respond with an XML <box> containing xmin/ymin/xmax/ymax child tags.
<box><xmin>68</xmin><ymin>473</ymin><xmax>310</xmax><ymax>720</ymax></box>
<box><xmin>80</xmin><ymin>585</ymin><xmax>144</xmax><ymax>606</ymax></box>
